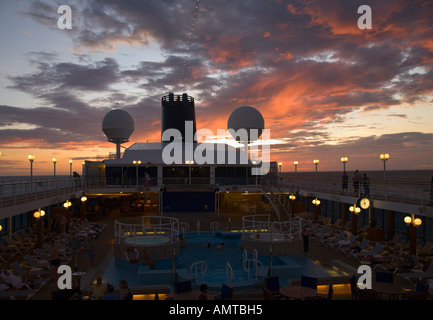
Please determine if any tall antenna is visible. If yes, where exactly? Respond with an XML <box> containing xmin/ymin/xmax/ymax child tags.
<box><xmin>178</xmin><ymin>0</ymin><xmax>201</xmax><ymax>92</ymax></box>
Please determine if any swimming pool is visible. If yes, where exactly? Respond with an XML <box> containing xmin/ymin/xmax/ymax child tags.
<box><xmin>124</xmin><ymin>236</ymin><xmax>170</xmax><ymax>245</ymax></box>
<box><xmin>104</xmin><ymin>232</ymin><xmax>350</xmax><ymax>291</ymax></box>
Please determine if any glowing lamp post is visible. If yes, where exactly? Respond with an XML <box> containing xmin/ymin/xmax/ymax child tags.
<box><xmin>349</xmin><ymin>204</ymin><xmax>361</xmax><ymax>235</ymax></box>
<box><xmin>380</xmin><ymin>154</ymin><xmax>390</xmax><ymax>198</ymax></box>
<box><xmin>340</xmin><ymin>157</ymin><xmax>348</xmax><ymax>172</ymax></box>
<box><xmin>80</xmin><ymin>195</ymin><xmax>88</xmax><ymax>220</ymax></box>
<box><xmin>33</xmin><ymin>208</ymin><xmax>45</xmax><ymax>248</ymax></box>
<box><xmin>63</xmin><ymin>200</ymin><xmax>72</xmax><ymax>209</ymax></box>
<box><xmin>404</xmin><ymin>214</ymin><xmax>422</xmax><ymax>255</ymax></box>
<box><xmin>133</xmin><ymin>160</ymin><xmax>142</xmax><ymax>187</ymax></box>
<box><xmin>28</xmin><ymin>155</ymin><xmax>35</xmax><ymax>179</ymax></box>
<box><xmin>69</xmin><ymin>160</ymin><xmax>73</xmax><ymax>177</ymax></box>
<box><xmin>312</xmin><ymin>198</ymin><xmax>320</xmax><ymax>223</ymax></box>
<box><xmin>289</xmin><ymin>194</ymin><xmax>296</xmax><ymax>218</ymax></box>
<box><xmin>294</xmin><ymin>161</ymin><xmax>298</xmax><ymax>187</ymax></box>
<box><xmin>313</xmin><ymin>159</ymin><xmax>319</xmax><ymax>189</ymax></box>
<box><xmin>52</xmin><ymin>158</ymin><xmax>57</xmax><ymax>178</ymax></box>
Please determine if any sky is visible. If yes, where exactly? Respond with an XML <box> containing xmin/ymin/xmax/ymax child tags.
<box><xmin>0</xmin><ymin>0</ymin><xmax>432</xmax><ymax>176</ymax></box>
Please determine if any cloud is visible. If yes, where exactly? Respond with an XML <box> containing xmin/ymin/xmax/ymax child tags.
<box><xmin>2</xmin><ymin>0</ymin><xmax>433</xmax><ymax>170</ymax></box>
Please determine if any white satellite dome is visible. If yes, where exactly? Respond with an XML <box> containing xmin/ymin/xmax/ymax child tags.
<box><xmin>227</xmin><ymin>106</ymin><xmax>264</xmax><ymax>142</ymax></box>
<box><xmin>102</xmin><ymin>109</ymin><xmax>134</xmax><ymax>140</ymax></box>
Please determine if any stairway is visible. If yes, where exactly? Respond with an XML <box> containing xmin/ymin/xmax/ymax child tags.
<box><xmin>261</xmin><ymin>183</ymin><xmax>291</xmax><ymax>222</ymax></box>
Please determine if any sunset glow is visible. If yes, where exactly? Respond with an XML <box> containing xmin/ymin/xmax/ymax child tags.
<box><xmin>1</xmin><ymin>0</ymin><xmax>432</xmax><ymax>175</ymax></box>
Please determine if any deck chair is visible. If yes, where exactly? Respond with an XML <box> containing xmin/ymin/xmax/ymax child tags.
<box><xmin>0</xmin><ymin>288</ymin><xmax>39</xmax><ymax>300</ymax></box>
<box><xmin>12</xmin><ymin>232</ymin><xmax>34</xmax><ymax>245</ymax></box>
<box><xmin>218</xmin><ymin>284</ymin><xmax>233</xmax><ymax>300</ymax></box>
<box><xmin>311</xmin><ymin>226</ymin><xmax>328</xmax><ymax>240</ymax></box>
<box><xmin>23</xmin><ymin>254</ymin><xmax>50</xmax><ymax>269</ymax></box>
<box><xmin>264</xmin><ymin>276</ymin><xmax>282</xmax><ymax>299</ymax></box>
<box><xmin>350</xmin><ymin>243</ymin><xmax>384</xmax><ymax>261</ymax></box>
<box><xmin>11</xmin><ymin>261</ymin><xmax>50</xmax><ymax>280</ymax></box>
<box><xmin>0</xmin><ymin>244</ymin><xmax>19</xmax><ymax>263</ymax></box>
<box><xmin>332</xmin><ymin>235</ymin><xmax>356</xmax><ymax>251</ymax></box>
<box><xmin>397</xmin><ymin>262</ymin><xmax>433</xmax><ymax>286</ymax></box>
<box><xmin>320</xmin><ymin>231</ymin><xmax>346</xmax><ymax>247</ymax></box>
<box><xmin>34</xmin><ymin>248</ymin><xmax>70</xmax><ymax>264</ymax></box>
<box><xmin>341</xmin><ymin>238</ymin><xmax>370</xmax><ymax>256</ymax></box>
<box><xmin>42</xmin><ymin>243</ymin><xmax>71</xmax><ymax>263</ymax></box>
<box><xmin>300</xmin><ymin>275</ymin><xmax>317</xmax><ymax>290</ymax></box>
<box><xmin>2</xmin><ymin>236</ymin><xmax>32</xmax><ymax>254</ymax></box>
<box><xmin>174</xmin><ymin>280</ymin><xmax>192</xmax><ymax>294</ymax></box>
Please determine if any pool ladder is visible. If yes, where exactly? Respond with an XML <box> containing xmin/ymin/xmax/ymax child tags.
<box><xmin>243</xmin><ymin>249</ymin><xmax>265</xmax><ymax>280</ymax></box>
<box><xmin>190</xmin><ymin>260</ymin><xmax>207</xmax><ymax>283</ymax></box>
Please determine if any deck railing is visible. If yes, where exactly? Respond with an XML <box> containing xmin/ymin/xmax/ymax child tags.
<box><xmin>0</xmin><ymin>175</ymin><xmax>431</xmax><ymax>210</ymax></box>
<box><xmin>280</xmin><ymin>176</ymin><xmax>432</xmax><ymax>205</ymax></box>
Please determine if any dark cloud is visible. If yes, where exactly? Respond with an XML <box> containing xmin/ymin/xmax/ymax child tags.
<box><xmin>2</xmin><ymin>0</ymin><xmax>432</xmax><ymax>167</ymax></box>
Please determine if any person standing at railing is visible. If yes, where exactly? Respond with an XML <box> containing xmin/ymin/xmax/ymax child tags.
<box><xmin>341</xmin><ymin>171</ymin><xmax>348</xmax><ymax>194</ymax></box>
<box><xmin>144</xmin><ymin>172</ymin><xmax>151</xmax><ymax>190</ymax></box>
<box><xmin>352</xmin><ymin>170</ymin><xmax>362</xmax><ymax>196</ymax></box>
<box><xmin>362</xmin><ymin>173</ymin><xmax>370</xmax><ymax>196</ymax></box>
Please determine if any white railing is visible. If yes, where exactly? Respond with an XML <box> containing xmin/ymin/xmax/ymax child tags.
<box><xmin>190</xmin><ymin>260</ymin><xmax>207</xmax><ymax>283</ymax></box>
<box><xmin>280</xmin><ymin>176</ymin><xmax>432</xmax><ymax>205</ymax></box>
<box><xmin>242</xmin><ymin>214</ymin><xmax>303</xmax><ymax>243</ymax></box>
<box><xmin>114</xmin><ymin>216</ymin><xmax>179</xmax><ymax>245</ymax></box>
<box><xmin>242</xmin><ymin>249</ymin><xmax>264</xmax><ymax>280</ymax></box>
<box><xmin>0</xmin><ymin>177</ymin><xmax>83</xmax><ymax>209</ymax></box>
<box><xmin>1</xmin><ymin>175</ymin><xmax>430</xmax><ymax>210</ymax></box>
<box><xmin>226</xmin><ymin>262</ymin><xmax>233</xmax><ymax>287</ymax></box>
<box><xmin>210</xmin><ymin>221</ymin><xmax>220</xmax><ymax>235</ymax></box>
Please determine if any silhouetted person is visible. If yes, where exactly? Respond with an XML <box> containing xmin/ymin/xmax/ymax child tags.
<box><xmin>362</xmin><ymin>173</ymin><xmax>370</xmax><ymax>196</ymax></box>
<box><xmin>352</xmin><ymin>170</ymin><xmax>362</xmax><ymax>195</ymax></box>
<box><xmin>342</xmin><ymin>171</ymin><xmax>348</xmax><ymax>193</ymax></box>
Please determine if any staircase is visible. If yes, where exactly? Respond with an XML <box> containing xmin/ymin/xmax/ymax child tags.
<box><xmin>261</xmin><ymin>183</ymin><xmax>291</xmax><ymax>222</ymax></box>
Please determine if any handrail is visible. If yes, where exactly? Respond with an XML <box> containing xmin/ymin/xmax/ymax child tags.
<box><xmin>115</xmin><ymin>217</ymin><xmax>179</xmax><ymax>245</ymax></box>
<box><xmin>226</xmin><ymin>262</ymin><xmax>233</xmax><ymax>287</ymax></box>
<box><xmin>210</xmin><ymin>221</ymin><xmax>220</xmax><ymax>235</ymax></box>
<box><xmin>190</xmin><ymin>260</ymin><xmax>207</xmax><ymax>283</ymax></box>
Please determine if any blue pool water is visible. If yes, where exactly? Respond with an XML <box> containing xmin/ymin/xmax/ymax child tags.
<box><xmin>103</xmin><ymin>233</ymin><xmax>267</xmax><ymax>288</ymax></box>
<box><xmin>102</xmin><ymin>233</ymin><xmax>350</xmax><ymax>290</ymax></box>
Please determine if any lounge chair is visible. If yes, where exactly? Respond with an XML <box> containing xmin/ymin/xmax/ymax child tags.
<box><xmin>340</xmin><ymin>238</ymin><xmax>370</xmax><ymax>256</ymax></box>
<box><xmin>0</xmin><ymin>244</ymin><xmax>19</xmax><ymax>263</ymax></box>
<box><xmin>11</xmin><ymin>261</ymin><xmax>51</xmax><ymax>280</ymax></box>
<box><xmin>397</xmin><ymin>262</ymin><xmax>433</xmax><ymax>286</ymax></box>
<box><xmin>34</xmin><ymin>248</ymin><xmax>70</xmax><ymax>264</ymax></box>
<box><xmin>0</xmin><ymin>288</ymin><xmax>39</xmax><ymax>300</ymax></box>
<box><xmin>22</xmin><ymin>254</ymin><xmax>50</xmax><ymax>269</ymax></box>
<box><xmin>320</xmin><ymin>231</ymin><xmax>346</xmax><ymax>247</ymax></box>
<box><xmin>331</xmin><ymin>235</ymin><xmax>356</xmax><ymax>251</ymax></box>
<box><xmin>311</xmin><ymin>226</ymin><xmax>329</xmax><ymax>241</ymax></box>
<box><xmin>350</xmin><ymin>243</ymin><xmax>384</xmax><ymax>262</ymax></box>
<box><xmin>2</xmin><ymin>236</ymin><xmax>32</xmax><ymax>254</ymax></box>
<box><xmin>12</xmin><ymin>232</ymin><xmax>34</xmax><ymax>246</ymax></box>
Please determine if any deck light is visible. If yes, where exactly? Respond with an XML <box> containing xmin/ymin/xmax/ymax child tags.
<box><xmin>380</xmin><ymin>154</ymin><xmax>390</xmax><ymax>197</ymax></box>
<box><xmin>340</xmin><ymin>157</ymin><xmax>348</xmax><ymax>172</ymax></box>
<box><xmin>33</xmin><ymin>209</ymin><xmax>45</xmax><ymax>219</ymax></box>
<box><xmin>349</xmin><ymin>205</ymin><xmax>361</xmax><ymax>214</ymax></box>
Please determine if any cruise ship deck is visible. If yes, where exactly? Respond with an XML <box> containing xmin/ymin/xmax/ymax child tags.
<box><xmin>1</xmin><ymin>173</ymin><xmax>432</xmax><ymax>301</ymax></box>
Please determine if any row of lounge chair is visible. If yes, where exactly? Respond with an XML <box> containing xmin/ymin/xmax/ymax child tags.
<box><xmin>0</xmin><ymin>219</ymin><xmax>106</xmax><ymax>300</ymax></box>
<box><xmin>303</xmin><ymin>216</ymin><xmax>433</xmax><ymax>288</ymax></box>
